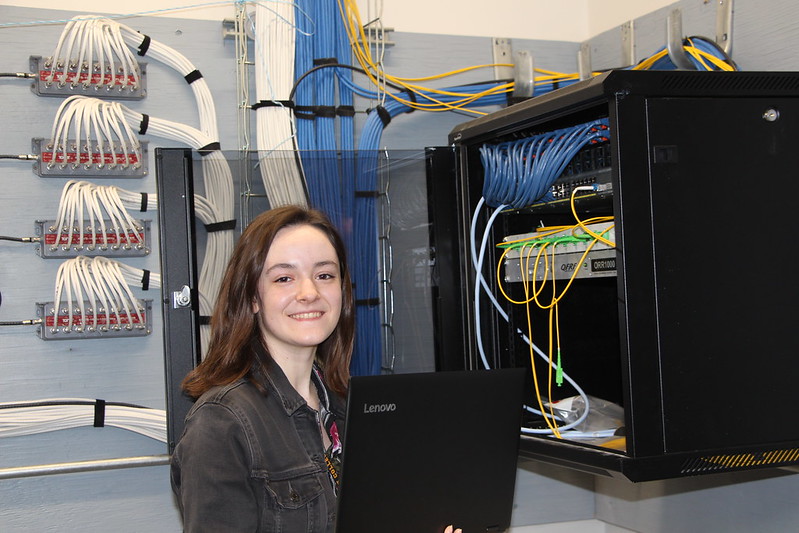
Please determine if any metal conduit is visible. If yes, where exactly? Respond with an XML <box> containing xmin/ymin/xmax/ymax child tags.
<box><xmin>0</xmin><ymin>454</ymin><xmax>170</xmax><ymax>480</ymax></box>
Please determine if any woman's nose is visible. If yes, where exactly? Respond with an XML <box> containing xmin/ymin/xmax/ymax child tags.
<box><xmin>295</xmin><ymin>277</ymin><xmax>320</xmax><ymax>302</ymax></box>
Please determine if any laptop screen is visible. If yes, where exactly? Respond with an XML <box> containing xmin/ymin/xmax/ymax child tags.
<box><xmin>335</xmin><ymin>368</ymin><xmax>526</xmax><ymax>533</ymax></box>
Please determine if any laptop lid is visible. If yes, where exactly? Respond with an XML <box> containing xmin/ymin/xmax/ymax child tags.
<box><xmin>335</xmin><ymin>368</ymin><xmax>526</xmax><ymax>533</ymax></box>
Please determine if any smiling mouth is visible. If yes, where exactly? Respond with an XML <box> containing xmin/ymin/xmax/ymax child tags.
<box><xmin>290</xmin><ymin>312</ymin><xmax>323</xmax><ymax>320</ymax></box>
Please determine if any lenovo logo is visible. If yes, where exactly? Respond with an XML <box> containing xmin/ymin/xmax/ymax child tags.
<box><xmin>363</xmin><ymin>403</ymin><xmax>397</xmax><ymax>414</ymax></box>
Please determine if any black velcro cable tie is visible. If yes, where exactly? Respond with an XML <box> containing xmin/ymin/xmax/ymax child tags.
<box><xmin>184</xmin><ymin>69</ymin><xmax>203</xmax><ymax>85</ymax></box>
<box><xmin>251</xmin><ymin>100</ymin><xmax>295</xmax><ymax>110</ymax></box>
<box><xmin>315</xmin><ymin>106</ymin><xmax>336</xmax><ymax>119</ymax></box>
<box><xmin>374</xmin><ymin>105</ymin><xmax>391</xmax><ymax>127</ymax></box>
<box><xmin>336</xmin><ymin>105</ymin><xmax>355</xmax><ymax>117</ymax></box>
<box><xmin>93</xmin><ymin>399</ymin><xmax>106</xmax><ymax>428</ymax></box>
<box><xmin>313</xmin><ymin>57</ymin><xmax>338</xmax><ymax>66</ymax></box>
<box><xmin>198</xmin><ymin>142</ymin><xmax>221</xmax><ymax>155</ymax></box>
<box><xmin>199</xmin><ymin>315</ymin><xmax>212</xmax><ymax>325</ymax></box>
<box><xmin>139</xmin><ymin>114</ymin><xmax>149</xmax><ymax>135</ymax></box>
<box><xmin>140</xmin><ymin>193</ymin><xmax>148</xmax><ymax>212</ymax></box>
<box><xmin>205</xmin><ymin>219</ymin><xmax>237</xmax><ymax>233</ymax></box>
<box><xmin>137</xmin><ymin>34</ymin><xmax>151</xmax><ymax>56</ymax></box>
<box><xmin>355</xmin><ymin>298</ymin><xmax>381</xmax><ymax>307</ymax></box>
<box><xmin>355</xmin><ymin>190</ymin><xmax>380</xmax><ymax>198</ymax></box>
<box><xmin>141</xmin><ymin>270</ymin><xmax>150</xmax><ymax>291</ymax></box>
<box><xmin>404</xmin><ymin>91</ymin><xmax>417</xmax><ymax>113</ymax></box>
<box><xmin>294</xmin><ymin>105</ymin><xmax>316</xmax><ymax>120</ymax></box>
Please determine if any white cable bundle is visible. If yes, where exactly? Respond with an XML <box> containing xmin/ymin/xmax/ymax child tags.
<box><xmin>117</xmin><ymin>20</ymin><xmax>233</xmax><ymax>350</ymax></box>
<box><xmin>46</xmin><ymin>15</ymin><xmax>140</xmax><ymax>92</ymax></box>
<box><xmin>53</xmin><ymin>256</ymin><xmax>159</xmax><ymax>333</ymax></box>
<box><xmin>119</xmin><ymin>17</ymin><xmax>234</xmax><ymax>228</ymax></box>
<box><xmin>48</xmin><ymin>16</ymin><xmax>237</xmax><ymax>355</ymax></box>
<box><xmin>253</xmin><ymin>2</ymin><xmax>308</xmax><ymax>207</ymax></box>
<box><xmin>115</xmin><ymin>185</ymin><xmax>158</xmax><ymax>212</ymax></box>
<box><xmin>0</xmin><ymin>398</ymin><xmax>166</xmax><ymax>442</ymax></box>
<box><xmin>49</xmin><ymin>96</ymin><xmax>227</xmax><ymax>351</ymax></box>
<box><xmin>49</xmin><ymin>94</ymin><xmax>142</xmax><ymax>172</ymax></box>
<box><xmin>53</xmin><ymin>180</ymin><xmax>147</xmax><ymax>250</ymax></box>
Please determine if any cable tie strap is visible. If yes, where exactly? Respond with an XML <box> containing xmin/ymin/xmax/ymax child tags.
<box><xmin>336</xmin><ymin>105</ymin><xmax>355</xmax><ymax>117</ymax></box>
<box><xmin>251</xmin><ymin>100</ymin><xmax>295</xmax><ymax>110</ymax></box>
<box><xmin>355</xmin><ymin>190</ymin><xmax>379</xmax><ymax>198</ymax></box>
<box><xmin>141</xmin><ymin>270</ymin><xmax>150</xmax><ymax>291</ymax></box>
<box><xmin>204</xmin><ymin>219</ymin><xmax>237</xmax><ymax>233</ymax></box>
<box><xmin>94</xmin><ymin>399</ymin><xmax>106</xmax><ymax>428</ymax></box>
<box><xmin>294</xmin><ymin>105</ymin><xmax>316</xmax><ymax>120</ymax></box>
<box><xmin>355</xmin><ymin>298</ymin><xmax>380</xmax><ymax>307</ymax></box>
<box><xmin>404</xmin><ymin>91</ymin><xmax>416</xmax><ymax>113</ymax></box>
<box><xmin>198</xmin><ymin>142</ymin><xmax>221</xmax><ymax>155</ymax></box>
<box><xmin>139</xmin><ymin>114</ymin><xmax>149</xmax><ymax>135</ymax></box>
<box><xmin>137</xmin><ymin>34</ymin><xmax>151</xmax><ymax>56</ymax></box>
<box><xmin>199</xmin><ymin>315</ymin><xmax>211</xmax><ymax>326</ymax></box>
<box><xmin>313</xmin><ymin>57</ymin><xmax>338</xmax><ymax>66</ymax></box>
<box><xmin>316</xmin><ymin>105</ymin><xmax>336</xmax><ymax>119</ymax></box>
<box><xmin>140</xmin><ymin>193</ymin><xmax>148</xmax><ymax>212</ymax></box>
<box><xmin>184</xmin><ymin>69</ymin><xmax>203</xmax><ymax>85</ymax></box>
<box><xmin>373</xmin><ymin>105</ymin><xmax>391</xmax><ymax>127</ymax></box>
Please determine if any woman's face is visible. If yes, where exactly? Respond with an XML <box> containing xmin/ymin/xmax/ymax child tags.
<box><xmin>252</xmin><ymin>224</ymin><xmax>343</xmax><ymax>361</ymax></box>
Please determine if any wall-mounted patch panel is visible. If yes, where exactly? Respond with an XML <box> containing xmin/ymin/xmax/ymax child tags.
<box><xmin>36</xmin><ymin>299</ymin><xmax>152</xmax><ymax>340</ymax></box>
<box><xmin>34</xmin><ymin>219</ymin><xmax>151</xmax><ymax>258</ymax></box>
<box><xmin>31</xmin><ymin>138</ymin><xmax>148</xmax><ymax>178</ymax></box>
<box><xmin>30</xmin><ymin>55</ymin><xmax>147</xmax><ymax>100</ymax></box>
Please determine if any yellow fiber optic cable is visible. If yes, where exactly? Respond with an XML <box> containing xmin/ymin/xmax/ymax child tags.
<box><xmin>570</xmin><ymin>189</ymin><xmax>616</xmax><ymax>247</ymax></box>
<box><xmin>521</xmin><ymin>256</ymin><xmax>561</xmax><ymax>436</ymax></box>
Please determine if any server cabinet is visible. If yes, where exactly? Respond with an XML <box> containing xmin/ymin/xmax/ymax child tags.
<box><xmin>431</xmin><ymin>70</ymin><xmax>799</xmax><ymax>481</ymax></box>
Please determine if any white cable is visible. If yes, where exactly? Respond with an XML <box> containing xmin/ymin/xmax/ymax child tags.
<box><xmin>45</xmin><ymin>16</ymin><xmax>142</xmax><ymax>92</ymax></box>
<box><xmin>53</xmin><ymin>16</ymin><xmax>236</xmax><ymax>356</ymax></box>
<box><xmin>252</xmin><ymin>1</ymin><xmax>308</xmax><ymax>207</ymax></box>
<box><xmin>53</xmin><ymin>181</ymin><xmax>147</xmax><ymax>250</ymax></box>
<box><xmin>52</xmin><ymin>256</ymin><xmax>156</xmax><ymax>333</ymax></box>
<box><xmin>0</xmin><ymin>398</ymin><xmax>166</xmax><ymax>442</ymax></box>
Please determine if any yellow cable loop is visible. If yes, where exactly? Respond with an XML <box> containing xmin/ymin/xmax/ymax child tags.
<box><xmin>571</xmin><ymin>189</ymin><xmax>616</xmax><ymax>247</ymax></box>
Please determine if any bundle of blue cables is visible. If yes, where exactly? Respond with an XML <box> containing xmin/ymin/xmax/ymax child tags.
<box><xmin>479</xmin><ymin>119</ymin><xmax>610</xmax><ymax>209</ymax></box>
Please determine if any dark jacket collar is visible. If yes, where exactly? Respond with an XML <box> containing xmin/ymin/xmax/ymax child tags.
<box><xmin>249</xmin><ymin>338</ymin><xmax>332</xmax><ymax>417</ymax></box>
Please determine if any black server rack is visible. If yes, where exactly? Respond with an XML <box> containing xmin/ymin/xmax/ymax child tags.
<box><xmin>429</xmin><ymin>70</ymin><xmax>799</xmax><ymax>481</ymax></box>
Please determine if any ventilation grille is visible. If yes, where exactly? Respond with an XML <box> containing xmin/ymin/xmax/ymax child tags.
<box><xmin>681</xmin><ymin>448</ymin><xmax>799</xmax><ymax>475</ymax></box>
<box><xmin>660</xmin><ymin>73</ymin><xmax>799</xmax><ymax>94</ymax></box>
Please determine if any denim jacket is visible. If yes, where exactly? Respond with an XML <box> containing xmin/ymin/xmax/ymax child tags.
<box><xmin>171</xmin><ymin>347</ymin><xmax>346</xmax><ymax>533</ymax></box>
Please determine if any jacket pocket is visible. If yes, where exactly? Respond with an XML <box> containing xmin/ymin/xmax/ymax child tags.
<box><xmin>257</xmin><ymin>470</ymin><xmax>332</xmax><ymax>533</ymax></box>
<box><xmin>265</xmin><ymin>474</ymin><xmax>324</xmax><ymax>509</ymax></box>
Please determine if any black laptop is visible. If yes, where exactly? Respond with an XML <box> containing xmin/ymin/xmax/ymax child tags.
<box><xmin>335</xmin><ymin>368</ymin><xmax>526</xmax><ymax>533</ymax></box>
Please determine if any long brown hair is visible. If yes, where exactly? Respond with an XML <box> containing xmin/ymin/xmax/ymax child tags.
<box><xmin>181</xmin><ymin>205</ymin><xmax>354</xmax><ymax>398</ymax></box>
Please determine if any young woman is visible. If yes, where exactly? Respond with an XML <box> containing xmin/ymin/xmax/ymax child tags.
<box><xmin>170</xmin><ymin>205</ymin><xmax>461</xmax><ymax>533</ymax></box>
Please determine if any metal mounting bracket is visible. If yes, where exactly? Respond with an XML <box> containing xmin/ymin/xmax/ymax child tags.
<box><xmin>715</xmin><ymin>0</ymin><xmax>734</xmax><ymax>55</ymax></box>
<box><xmin>578</xmin><ymin>43</ymin><xmax>592</xmax><ymax>81</ymax></box>
<box><xmin>667</xmin><ymin>8</ymin><xmax>696</xmax><ymax>70</ymax></box>
<box><xmin>492</xmin><ymin>38</ymin><xmax>514</xmax><ymax>81</ymax></box>
<box><xmin>621</xmin><ymin>20</ymin><xmax>635</xmax><ymax>67</ymax></box>
<box><xmin>512</xmin><ymin>50</ymin><xmax>535</xmax><ymax>99</ymax></box>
